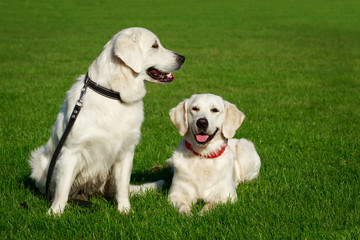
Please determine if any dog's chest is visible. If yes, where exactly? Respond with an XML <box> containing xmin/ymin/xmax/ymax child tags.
<box><xmin>68</xmin><ymin>99</ymin><xmax>144</xmax><ymax>192</ymax></box>
<box><xmin>190</xmin><ymin>159</ymin><xmax>218</xmax><ymax>180</ymax></box>
<box><xmin>75</xmin><ymin>97</ymin><xmax>144</xmax><ymax>138</ymax></box>
<box><xmin>173</xmin><ymin>150</ymin><xmax>234</xmax><ymax>186</ymax></box>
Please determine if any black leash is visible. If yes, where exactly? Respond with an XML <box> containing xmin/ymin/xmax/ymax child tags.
<box><xmin>45</xmin><ymin>73</ymin><xmax>122</xmax><ymax>204</ymax></box>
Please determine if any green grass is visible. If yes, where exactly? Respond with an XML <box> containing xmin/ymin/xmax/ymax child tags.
<box><xmin>1</xmin><ymin>0</ymin><xmax>360</xmax><ymax>238</ymax></box>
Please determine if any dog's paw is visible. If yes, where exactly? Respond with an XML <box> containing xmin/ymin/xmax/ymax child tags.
<box><xmin>199</xmin><ymin>202</ymin><xmax>215</xmax><ymax>216</ymax></box>
<box><xmin>118</xmin><ymin>205</ymin><xmax>131</xmax><ymax>214</ymax></box>
<box><xmin>178</xmin><ymin>203</ymin><xmax>192</xmax><ymax>216</ymax></box>
<box><xmin>117</xmin><ymin>199</ymin><xmax>131</xmax><ymax>214</ymax></box>
<box><xmin>47</xmin><ymin>206</ymin><xmax>64</xmax><ymax>217</ymax></box>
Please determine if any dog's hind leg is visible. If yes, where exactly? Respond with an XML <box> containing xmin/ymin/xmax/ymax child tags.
<box><xmin>233</xmin><ymin>138</ymin><xmax>261</xmax><ymax>185</ymax></box>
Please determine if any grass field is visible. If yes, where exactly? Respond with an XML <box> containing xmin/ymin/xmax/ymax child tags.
<box><xmin>1</xmin><ymin>0</ymin><xmax>359</xmax><ymax>238</ymax></box>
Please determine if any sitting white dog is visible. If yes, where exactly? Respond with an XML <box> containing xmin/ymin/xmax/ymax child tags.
<box><xmin>166</xmin><ymin>94</ymin><xmax>261</xmax><ymax>215</ymax></box>
<box><xmin>29</xmin><ymin>27</ymin><xmax>185</xmax><ymax>215</ymax></box>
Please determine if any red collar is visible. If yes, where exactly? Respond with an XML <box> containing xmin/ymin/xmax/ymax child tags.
<box><xmin>185</xmin><ymin>139</ymin><xmax>228</xmax><ymax>159</ymax></box>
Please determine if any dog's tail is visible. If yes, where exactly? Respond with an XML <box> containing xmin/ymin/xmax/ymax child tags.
<box><xmin>28</xmin><ymin>145</ymin><xmax>51</xmax><ymax>194</ymax></box>
<box><xmin>129</xmin><ymin>180</ymin><xmax>165</xmax><ymax>194</ymax></box>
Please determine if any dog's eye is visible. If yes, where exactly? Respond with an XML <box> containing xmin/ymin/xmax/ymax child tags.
<box><xmin>152</xmin><ymin>41</ymin><xmax>159</xmax><ymax>49</ymax></box>
<box><xmin>211</xmin><ymin>108</ymin><xmax>219</xmax><ymax>113</ymax></box>
<box><xmin>191</xmin><ymin>107</ymin><xmax>199</xmax><ymax>112</ymax></box>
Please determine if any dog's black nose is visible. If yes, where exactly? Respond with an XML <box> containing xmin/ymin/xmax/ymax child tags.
<box><xmin>196</xmin><ymin>118</ymin><xmax>208</xmax><ymax>130</ymax></box>
<box><xmin>176</xmin><ymin>53</ymin><xmax>185</xmax><ymax>65</ymax></box>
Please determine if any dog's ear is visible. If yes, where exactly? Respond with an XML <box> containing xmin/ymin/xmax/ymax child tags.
<box><xmin>169</xmin><ymin>99</ymin><xmax>189</xmax><ymax>136</ymax></box>
<box><xmin>222</xmin><ymin>101</ymin><xmax>245</xmax><ymax>139</ymax></box>
<box><xmin>113</xmin><ymin>32</ymin><xmax>143</xmax><ymax>73</ymax></box>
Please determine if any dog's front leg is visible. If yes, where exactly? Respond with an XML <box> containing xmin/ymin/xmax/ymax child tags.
<box><xmin>113</xmin><ymin>149</ymin><xmax>134</xmax><ymax>214</ymax></box>
<box><xmin>168</xmin><ymin>192</ymin><xmax>195</xmax><ymax>216</ymax></box>
<box><xmin>48</xmin><ymin>152</ymin><xmax>80</xmax><ymax>216</ymax></box>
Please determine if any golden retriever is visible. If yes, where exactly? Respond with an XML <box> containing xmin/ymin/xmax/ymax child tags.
<box><xmin>167</xmin><ymin>94</ymin><xmax>260</xmax><ymax>215</ymax></box>
<box><xmin>29</xmin><ymin>27</ymin><xmax>185</xmax><ymax>215</ymax></box>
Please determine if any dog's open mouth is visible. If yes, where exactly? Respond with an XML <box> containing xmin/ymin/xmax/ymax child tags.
<box><xmin>194</xmin><ymin>128</ymin><xmax>219</xmax><ymax>145</ymax></box>
<box><xmin>146</xmin><ymin>67</ymin><xmax>174</xmax><ymax>83</ymax></box>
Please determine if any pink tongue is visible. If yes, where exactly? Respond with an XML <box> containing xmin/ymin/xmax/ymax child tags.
<box><xmin>196</xmin><ymin>134</ymin><xmax>209</xmax><ymax>142</ymax></box>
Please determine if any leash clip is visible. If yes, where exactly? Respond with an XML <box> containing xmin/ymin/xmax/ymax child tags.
<box><xmin>76</xmin><ymin>86</ymin><xmax>87</xmax><ymax>107</ymax></box>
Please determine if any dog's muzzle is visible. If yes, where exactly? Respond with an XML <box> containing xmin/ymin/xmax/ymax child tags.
<box><xmin>146</xmin><ymin>54</ymin><xmax>185</xmax><ymax>84</ymax></box>
<box><xmin>194</xmin><ymin>118</ymin><xmax>218</xmax><ymax>145</ymax></box>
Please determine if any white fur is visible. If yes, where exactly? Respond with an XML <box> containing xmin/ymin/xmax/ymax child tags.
<box><xmin>29</xmin><ymin>27</ymin><xmax>184</xmax><ymax>215</ymax></box>
<box><xmin>167</xmin><ymin>94</ymin><xmax>261</xmax><ymax>215</ymax></box>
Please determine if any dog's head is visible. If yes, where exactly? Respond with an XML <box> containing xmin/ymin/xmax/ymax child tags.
<box><xmin>170</xmin><ymin>94</ymin><xmax>245</xmax><ymax>146</ymax></box>
<box><xmin>112</xmin><ymin>27</ymin><xmax>185</xmax><ymax>84</ymax></box>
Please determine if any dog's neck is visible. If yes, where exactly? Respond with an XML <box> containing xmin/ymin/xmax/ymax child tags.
<box><xmin>84</xmin><ymin>74</ymin><xmax>123</xmax><ymax>102</ymax></box>
<box><xmin>184</xmin><ymin>139</ymin><xmax>228</xmax><ymax>159</ymax></box>
<box><xmin>87</xmin><ymin>48</ymin><xmax>146</xmax><ymax>103</ymax></box>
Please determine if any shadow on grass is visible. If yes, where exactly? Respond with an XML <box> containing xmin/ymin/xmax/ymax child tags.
<box><xmin>23</xmin><ymin>175</ymin><xmax>43</xmax><ymax>198</ymax></box>
<box><xmin>130</xmin><ymin>164</ymin><xmax>173</xmax><ymax>193</ymax></box>
<box><xmin>21</xmin><ymin>164</ymin><xmax>173</xmax><ymax>211</ymax></box>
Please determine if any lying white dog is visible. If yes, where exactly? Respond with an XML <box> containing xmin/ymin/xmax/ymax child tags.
<box><xmin>167</xmin><ymin>94</ymin><xmax>260</xmax><ymax>215</ymax></box>
<box><xmin>29</xmin><ymin>27</ymin><xmax>185</xmax><ymax>215</ymax></box>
